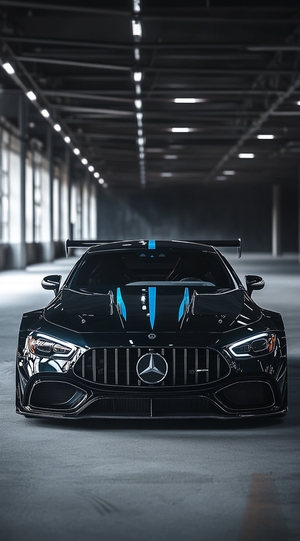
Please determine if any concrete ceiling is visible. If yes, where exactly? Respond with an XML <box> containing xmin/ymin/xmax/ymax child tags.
<box><xmin>1</xmin><ymin>0</ymin><xmax>300</xmax><ymax>188</ymax></box>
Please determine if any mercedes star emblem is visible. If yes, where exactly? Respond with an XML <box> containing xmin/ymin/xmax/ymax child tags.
<box><xmin>136</xmin><ymin>352</ymin><xmax>168</xmax><ymax>384</ymax></box>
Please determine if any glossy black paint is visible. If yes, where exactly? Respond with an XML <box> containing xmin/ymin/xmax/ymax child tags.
<box><xmin>16</xmin><ymin>240</ymin><xmax>287</xmax><ymax>419</ymax></box>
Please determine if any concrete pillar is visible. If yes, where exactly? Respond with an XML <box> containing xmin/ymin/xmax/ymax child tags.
<box><xmin>44</xmin><ymin>125</ymin><xmax>54</xmax><ymax>261</ymax></box>
<box><xmin>82</xmin><ymin>169</ymin><xmax>90</xmax><ymax>239</ymax></box>
<box><xmin>272</xmin><ymin>184</ymin><xmax>281</xmax><ymax>257</ymax></box>
<box><xmin>65</xmin><ymin>145</ymin><xmax>72</xmax><ymax>239</ymax></box>
<box><xmin>299</xmin><ymin>168</ymin><xmax>300</xmax><ymax>263</ymax></box>
<box><xmin>87</xmin><ymin>172</ymin><xmax>91</xmax><ymax>239</ymax></box>
<box><xmin>15</xmin><ymin>94</ymin><xmax>27</xmax><ymax>269</ymax></box>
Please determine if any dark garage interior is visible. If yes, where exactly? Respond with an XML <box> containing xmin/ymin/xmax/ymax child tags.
<box><xmin>0</xmin><ymin>1</ymin><xmax>300</xmax><ymax>541</ymax></box>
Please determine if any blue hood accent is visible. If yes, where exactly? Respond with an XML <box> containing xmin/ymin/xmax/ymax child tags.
<box><xmin>148</xmin><ymin>239</ymin><xmax>156</xmax><ymax>250</ymax></box>
<box><xmin>43</xmin><ymin>286</ymin><xmax>262</xmax><ymax>334</ymax></box>
<box><xmin>149</xmin><ymin>287</ymin><xmax>156</xmax><ymax>329</ymax></box>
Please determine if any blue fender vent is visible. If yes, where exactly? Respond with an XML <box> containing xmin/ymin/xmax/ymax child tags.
<box><xmin>117</xmin><ymin>287</ymin><xmax>127</xmax><ymax>320</ymax></box>
<box><xmin>178</xmin><ymin>287</ymin><xmax>190</xmax><ymax>321</ymax></box>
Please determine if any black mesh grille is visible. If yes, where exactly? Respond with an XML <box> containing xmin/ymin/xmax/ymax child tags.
<box><xmin>82</xmin><ymin>397</ymin><xmax>220</xmax><ymax>417</ymax></box>
<box><xmin>219</xmin><ymin>382</ymin><xmax>275</xmax><ymax>409</ymax></box>
<box><xmin>73</xmin><ymin>348</ymin><xmax>229</xmax><ymax>387</ymax></box>
<box><xmin>30</xmin><ymin>382</ymin><xmax>84</xmax><ymax>409</ymax></box>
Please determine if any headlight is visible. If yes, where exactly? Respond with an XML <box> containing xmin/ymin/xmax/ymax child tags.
<box><xmin>228</xmin><ymin>333</ymin><xmax>276</xmax><ymax>358</ymax></box>
<box><xmin>27</xmin><ymin>334</ymin><xmax>76</xmax><ymax>359</ymax></box>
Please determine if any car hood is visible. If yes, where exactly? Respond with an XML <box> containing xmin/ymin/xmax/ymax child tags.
<box><xmin>44</xmin><ymin>286</ymin><xmax>262</xmax><ymax>333</ymax></box>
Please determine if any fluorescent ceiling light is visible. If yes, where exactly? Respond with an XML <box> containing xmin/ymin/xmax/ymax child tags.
<box><xmin>73</xmin><ymin>148</ymin><xmax>80</xmax><ymax>155</ymax></box>
<box><xmin>103</xmin><ymin>183</ymin><xmax>108</xmax><ymax>189</ymax></box>
<box><xmin>94</xmin><ymin>172</ymin><xmax>100</xmax><ymax>179</ymax></box>
<box><xmin>139</xmin><ymin>152</ymin><xmax>145</xmax><ymax>159</ymax></box>
<box><xmin>136</xmin><ymin>112</ymin><xmax>143</xmax><ymax>127</ymax></box>
<box><xmin>26</xmin><ymin>90</ymin><xmax>37</xmax><ymax>101</ymax></box>
<box><xmin>216</xmin><ymin>176</ymin><xmax>227</xmax><ymax>181</ymax></box>
<box><xmin>98</xmin><ymin>178</ymin><xmax>105</xmax><ymax>185</ymax></box>
<box><xmin>171</xmin><ymin>127</ymin><xmax>190</xmax><ymax>133</ymax></box>
<box><xmin>161</xmin><ymin>172</ymin><xmax>172</xmax><ymax>177</ymax></box>
<box><xmin>134</xmin><ymin>48</ymin><xmax>140</xmax><ymax>61</ymax></box>
<box><xmin>223</xmin><ymin>170</ymin><xmax>236</xmax><ymax>175</ymax></box>
<box><xmin>135</xmin><ymin>84</ymin><xmax>141</xmax><ymax>95</ymax></box>
<box><xmin>138</xmin><ymin>137</ymin><xmax>144</xmax><ymax>146</ymax></box>
<box><xmin>238</xmin><ymin>153</ymin><xmax>255</xmax><ymax>158</ymax></box>
<box><xmin>174</xmin><ymin>98</ymin><xmax>204</xmax><ymax>104</ymax></box>
<box><xmin>257</xmin><ymin>134</ymin><xmax>274</xmax><ymax>139</ymax></box>
<box><xmin>134</xmin><ymin>72</ymin><xmax>142</xmax><ymax>82</ymax></box>
<box><xmin>165</xmin><ymin>155</ymin><xmax>178</xmax><ymax>159</ymax></box>
<box><xmin>133</xmin><ymin>0</ymin><xmax>141</xmax><ymax>12</ymax></box>
<box><xmin>132</xmin><ymin>20</ymin><xmax>142</xmax><ymax>37</ymax></box>
<box><xmin>297</xmin><ymin>101</ymin><xmax>300</xmax><ymax>105</ymax></box>
<box><xmin>2</xmin><ymin>62</ymin><xmax>14</xmax><ymax>74</ymax></box>
<box><xmin>53</xmin><ymin>123</ymin><xmax>61</xmax><ymax>132</ymax></box>
<box><xmin>135</xmin><ymin>99</ymin><xmax>142</xmax><ymax>109</ymax></box>
<box><xmin>81</xmin><ymin>158</ymin><xmax>88</xmax><ymax>165</ymax></box>
<box><xmin>88</xmin><ymin>165</ymin><xmax>94</xmax><ymax>172</ymax></box>
<box><xmin>64</xmin><ymin>136</ymin><xmax>71</xmax><ymax>143</ymax></box>
<box><xmin>41</xmin><ymin>109</ymin><xmax>50</xmax><ymax>118</ymax></box>
<box><xmin>138</xmin><ymin>129</ymin><xmax>143</xmax><ymax>136</ymax></box>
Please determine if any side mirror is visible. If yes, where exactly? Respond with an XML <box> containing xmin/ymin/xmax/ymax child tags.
<box><xmin>41</xmin><ymin>275</ymin><xmax>62</xmax><ymax>296</ymax></box>
<box><xmin>245</xmin><ymin>275</ymin><xmax>265</xmax><ymax>296</ymax></box>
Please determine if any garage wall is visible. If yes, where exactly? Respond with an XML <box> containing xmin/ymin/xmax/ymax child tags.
<box><xmin>97</xmin><ymin>183</ymin><xmax>298</xmax><ymax>253</ymax></box>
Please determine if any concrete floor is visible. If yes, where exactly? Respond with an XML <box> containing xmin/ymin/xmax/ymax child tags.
<box><xmin>0</xmin><ymin>254</ymin><xmax>299</xmax><ymax>541</ymax></box>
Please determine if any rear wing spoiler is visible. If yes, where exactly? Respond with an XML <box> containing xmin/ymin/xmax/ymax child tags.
<box><xmin>65</xmin><ymin>238</ymin><xmax>242</xmax><ymax>258</ymax></box>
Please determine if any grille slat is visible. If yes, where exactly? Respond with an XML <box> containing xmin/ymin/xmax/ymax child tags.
<box><xmin>195</xmin><ymin>349</ymin><xmax>198</xmax><ymax>385</ymax></box>
<box><xmin>173</xmin><ymin>349</ymin><xmax>176</xmax><ymax>385</ymax></box>
<box><xmin>82</xmin><ymin>354</ymin><xmax>85</xmax><ymax>378</ymax></box>
<box><xmin>114</xmin><ymin>349</ymin><xmax>118</xmax><ymax>385</ymax></box>
<box><xmin>206</xmin><ymin>348</ymin><xmax>209</xmax><ymax>383</ymax></box>
<box><xmin>104</xmin><ymin>349</ymin><xmax>107</xmax><ymax>384</ymax></box>
<box><xmin>126</xmin><ymin>349</ymin><xmax>130</xmax><ymax>386</ymax></box>
<box><xmin>217</xmin><ymin>354</ymin><xmax>220</xmax><ymax>379</ymax></box>
<box><xmin>92</xmin><ymin>350</ymin><xmax>97</xmax><ymax>382</ymax></box>
<box><xmin>184</xmin><ymin>349</ymin><xmax>187</xmax><ymax>385</ymax></box>
<box><xmin>74</xmin><ymin>348</ymin><xmax>230</xmax><ymax>387</ymax></box>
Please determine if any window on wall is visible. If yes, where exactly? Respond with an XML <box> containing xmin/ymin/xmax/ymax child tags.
<box><xmin>71</xmin><ymin>184</ymin><xmax>82</xmax><ymax>239</ymax></box>
<box><xmin>33</xmin><ymin>149</ymin><xmax>42</xmax><ymax>243</ymax></box>
<box><xmin>53</xmin><ymin>177</ymin><xmax>60</xmax><ymax>242</ymax></box>
<box><xmin>26</xmin><ymin>145</ymin><xmax>43</xmax><ymax>243</ymax></box>
<box><xmin>0</xmin><ymin>129</ymin><xmax>10</xmax><ymax>243</ymax></box>
<box><xmin>25</xmin><ymin>154</ymin><xmax>33</xmax><ymax>243</ymax></box>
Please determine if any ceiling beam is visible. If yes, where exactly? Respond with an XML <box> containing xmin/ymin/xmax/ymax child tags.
<box><xmin>0</xmin><ymin>1</ymin><xmax>129</xmax><ymax>16</ymax></box>
<box><xmin>7</xmin><ymin>37</ymin><xmax>300</xmax><ymax>52</ymax></box>
<box><xmin>143</xmin><ymin>16</ymin><xmax>300</xmax><ymax>24</ymax></box>
<box><xmin>14</xmin><ymin>56</ymin><xmax>131</xmax><ymax>72</ymax></box>
<box><xmin>43</xmin><ymin>90</ymin><xmax>289</xmax><ymax>102</ymax></box>
<box><xmin>14</xmin><ymin>56</ymin><xmax>300</xmax><ymax>75</ymax></box>
<box><xmin>203</xmin><ymin>74</ymin><xmax>300</xmax><ymax>182</ymax></box>
<box><xmin>43</xmin><ymin>91</ymin><xmax>132</xmax><ymax>103</ymax></box>
<box><xmin>43</xmin><ymin>89</ymin><xmax>298</xmax><ymax>97</ymax></box>
<box><xmin>53</xmin><ymin>105</ymin><xmax>133</xmax><ymax>116</ymax></box>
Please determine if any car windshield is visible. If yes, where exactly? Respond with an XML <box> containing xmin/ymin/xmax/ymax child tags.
<box><xmin>68</xmin><ymin>249</ymin><xmax>235</xmax><ymax>293</ymax></box>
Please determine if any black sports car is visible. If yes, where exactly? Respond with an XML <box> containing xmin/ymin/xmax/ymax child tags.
<box><xmin>16</xmin><ymin>239</ymin><xmax>287</xmax><ymax>419</ymax></box>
